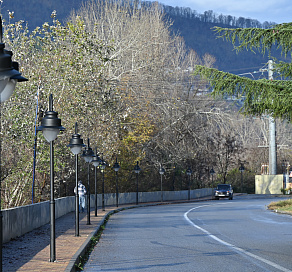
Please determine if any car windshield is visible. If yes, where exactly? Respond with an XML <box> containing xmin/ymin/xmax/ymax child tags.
<box><xmin>217</xmin><ymin>185</ymin><xmax>231</xmax><ymax>190</ymax></box>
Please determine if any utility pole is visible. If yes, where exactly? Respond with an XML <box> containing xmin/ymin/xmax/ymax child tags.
<box><xmin>268</xmin><ymin>60</ymin><xmax>277</xmax><ymax>175</ymax></box>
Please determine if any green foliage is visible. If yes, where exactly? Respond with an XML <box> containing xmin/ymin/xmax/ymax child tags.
<box><xmin>220</xmin><ymin>167</ymin><xmax>255</xmax><ymax>194</ymax></box>
<box><xmin>213</xmin><ymin>23</ymin><xmax>292</xmax><ymax>57</ymax></box>
<box><xmin>193</xmin><ymin>23</ymin><xmax>292</xmax><ymax>120</ymax></box>
<box><xmin>194</xmin><ymin>65</ymin><xmax>292</xmax><ymax>119</ymax></box>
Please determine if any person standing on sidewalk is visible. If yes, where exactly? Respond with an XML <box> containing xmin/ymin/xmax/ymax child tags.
<box><xmin>75</xmin><ymin>180</ymin><xmax>86</xmax><ymax>212</ymax></box>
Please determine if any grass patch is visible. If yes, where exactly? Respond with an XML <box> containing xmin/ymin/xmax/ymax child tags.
<box><xmin>268</xmin><ymin>199</ymin><xmax>292</xmax><ymax>214</ymax></box>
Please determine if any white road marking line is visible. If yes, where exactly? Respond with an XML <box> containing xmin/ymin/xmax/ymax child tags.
<box><xmin>184</xmin><ymin>205</ymin><xmax>292</xmax><ymax>272</ymax></box>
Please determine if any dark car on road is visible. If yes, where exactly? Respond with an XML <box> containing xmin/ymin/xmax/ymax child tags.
<box><xmin>214</xmin><ymin>184</ymin><xmax>233</xmax><ymax>200</ymax></box>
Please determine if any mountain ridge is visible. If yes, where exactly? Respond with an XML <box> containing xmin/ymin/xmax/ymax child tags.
<box><xmin>1</xmin><ymin>0</ymin><xmax>281</xmax><ymax>73</ymax></box>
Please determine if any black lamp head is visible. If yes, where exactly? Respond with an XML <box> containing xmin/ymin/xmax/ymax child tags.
<box><xmin>186</xmin><ymin>168</ymin><xmax>192</xmax><ymax>176</ymax></box>
<box><xmin>134</xmin><ymin>161</ymin><xmax>141</xmax><ymax>174</ymax></box>
<box><xmin>113</xmin><ymin>157</ymin><xmax>120</xmax><ymax>172</ymax></box>
<box><xmin>159</xmin><ymin>167</ymin><xmax>165</xmax><ymax>175</ymax></box>
<box><xmin>92</xmin><ymin>148</ymin><xmax>101</xmax><ymax>167</ymax></box>
<box><xmin>37</xmin><ymin>94</ymin><xmax>65</xmax><ymax>142</ymax></box>
<box><xmin>67</xmin><ymin>123</ymin><xmax>85</xmax><ymax>155</ymax></box>
<box><xmin>81</xmin><ymin>138</ymin><xmax>94</xmax><ymax>162</ymax></box>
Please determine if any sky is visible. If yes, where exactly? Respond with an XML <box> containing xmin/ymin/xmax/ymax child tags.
<box><xmin>150</xmin><ymin>0</ymin><xmax>292</xmax><ymax>24</ymax></box>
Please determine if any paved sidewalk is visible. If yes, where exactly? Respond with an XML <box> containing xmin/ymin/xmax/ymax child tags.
<box><xmin>3</xmin><ymin>206</ymin><xmax>121</xmax><ymax>272</ymax></box>
<box><xmin>3</xmin><ymin>197</ymin><xmax>213</xmax><ymax>272</ymax></box>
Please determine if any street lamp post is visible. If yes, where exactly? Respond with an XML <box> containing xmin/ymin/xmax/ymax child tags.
<box><xmin>112</xmin><ymin>157</ymin><xmax>120</xmax><ymax>207</ymax></box>
<box><xmin>63</xmin><ymin>181</ymin><xmax>66</xmax><ymax>196</ymax></box>
<box><xmin>37</xmin><ymin>94</ymin><xmax>65</xmax><ymax>262</ymax></box>
<box><xmin>239</xmin><ymin>164</ymin><xmax>245</xmax><ymax>193</ymax></box>
<box><xmin>81</xmin><ymin>138</ymin><xmax>94</xmax><ymax>225</ymax></box>
<box><xmin>210</xmin><ymin>167</ymin><xmax>215</xmax><ymax>188</ymax></box>
<box><xmin>282</xmin><ymin>160</ymin><xmax>286</xmax><ymax>175</ymax></box>
<box><xmin>67</xmin><ymin>122</ymin><xmax>85</xmax><ymax>237</ymax></box>
<box><xmin>134</xmin><ymin>161</ymin><xmax>141</xmax><ymax>205</ymax></box>
<box><xmin>186</xmin><ymin>168</ymin><xmax>192</xmax><ymax>200</ymax></box>
<box><xmin>100</xmin><ymin>155</ymin><xmax>106</xmax><ymax>211</ymax></box>
<box><xmin>159</xmin><ymin>165</ymin><xmax>165</xmax><ymax>202</ymax></box>
<box><xmin>91</xmin><ymin>148</ymin><xmax>101</xmax><ymax>217</ymax></box>
<box><xmin>0</xmin><ymin>16</ymin><xmax>27</xmax><ymax>272</ymax></box>
<box><xmin>282</xmin><ymin>160</ymin><xmax>288</xmax><ymax>191</ymax></box>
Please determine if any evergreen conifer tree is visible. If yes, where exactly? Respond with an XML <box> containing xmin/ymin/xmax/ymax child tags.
<box><xmin>194</xmin><ymin>23</ymin><xmax>292</xmax><ymax>120</ymax></box>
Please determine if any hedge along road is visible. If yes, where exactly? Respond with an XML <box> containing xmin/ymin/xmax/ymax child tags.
<box><xmin>83</xmin><ymin>196</ymin><xmax>292</xmax><ymax>272</ymax></box>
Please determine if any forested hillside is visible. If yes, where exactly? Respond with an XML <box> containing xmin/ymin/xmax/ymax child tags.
<box><xmin>167</xmin><ymin>15</ymin><xmax>277</xmax><ymax>72</ymax></box>
<box><xmin>1</xmin><ymin>0</ymin><xmax>279</xmax><ymax>72</ymax></box>
<box><xmin>162</xmin><ymin>5</ymin><xmax>278</xmax><ymax>72</ymax></box>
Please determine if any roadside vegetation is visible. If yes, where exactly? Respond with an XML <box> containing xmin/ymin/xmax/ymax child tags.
<box><xmin>268</xmin><ymin>199</ymin><xmax>292</xmax><ymax>214</ymax></box>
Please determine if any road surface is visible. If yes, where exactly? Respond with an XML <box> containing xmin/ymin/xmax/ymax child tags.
<box><xmin>84</xmin><ymin>196</ymin><xmax>292</xmax><ymax>271</ymax></box>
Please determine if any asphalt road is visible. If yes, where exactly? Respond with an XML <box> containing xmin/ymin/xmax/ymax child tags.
<box><xmin>84</xmin><ymin>196</ymin><xmax>292</xmax><ymax>272</ymax></box>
